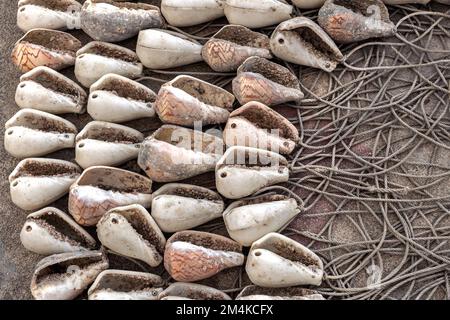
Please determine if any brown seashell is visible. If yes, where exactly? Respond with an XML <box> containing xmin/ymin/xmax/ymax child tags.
<box><xmin>155</xmin><ymin>75</ymin><xmax>235</xmax><ymax>127</ymax></box>
<box><xmin>202</xmin><ymin>25</ymin><xmax>272</xmax><ymax>72</ymax></box>
<box><xmin>318</xmin><ymin>0</ymin><xmax>396</xmax><ymax>43</ymax></box>
<box><xmin>223</xmin><ymin>101</ymin><xmax>299</xmax><ymax>154</ymax></box>
<box><xmin>164</xmin><ymin>230</ymin><xmax>244</xmax><ymax>282</ymax></box>
<box><xmin>68</xmin><ymin>166</ymin><xmax>153</xmax><ymax>226</ymax></box>
<box><xmin>138</xmin><ymin>125</ymin><xmax>224</xmax><ymax>182</ymax></box>
<box><xmin>232</xmin><ymin>56</ymin><xmax>304</xmax><ymax>106</ymax></box>
<box><xmin>11</xmin><ymin>28</ymin><xmax>81</xmax><ymax>73</ymax></box>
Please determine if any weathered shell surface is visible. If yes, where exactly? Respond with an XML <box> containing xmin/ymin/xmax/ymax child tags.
<box><xmin>16</xmin><ymin>66</ymin><xmax>87</xmax><ymax>114</ymax></box>
<box><xmin>20</xmin><ymin>207</ymin><xmax>96</xmax><ymax>255</ymax></box>
<box><xmin>97</xmin><ymin>204</ymin><xmax>166</xmax><ymax>267</ymax></box>
<box><xmin>233</xmin><ymin>56</ymin><xmax>304</xmax><ymax>106</ymax></box>
<box><xmin>11</xmin><ymin>28</ymin><xmax>81</xmax><ymax>73</ymax></box>
<box><xmin>161</xmin><ymin>0</ymin><xmax>225</xmax><ymax>27</ymax></box>
<box><xmin>223</xmin><ymin>101</ymin><xmax>300</xmax><ymax>154</ymax></box>
<box><xmin>75</xmin><ymin>121</ymin><xmax>143</xmax><ymax>168</ymax></box>
<box><xmin>151</xmin><ymin>183</ymin><xmax>224</xmax><ymax>233</ymax></box>
<box><xmin>318</xmin><ymin>0</ymin><xmax>396</xmax><ymax>43</ymax></box>
<box><xmin>68</xmin><ymin>166</ymin><xmax>153</xmax><ymax>226</ymax></box>
<box><xmin>224</xmin><ymin>194</ymin><xmax>301</xmax><ymax>246</ymax></box>
<box><xmin>155</xmin><ymin>75</ymin><xmax>235</xmax><ymax>127</ymax></box>
<box><xmin>224</xmin><ymin>0</ymin><xmax>293</xmax><ymax>29</ymax></box>
<box><xmin>4</xmin><ymin>109</ymin><xmax>77</xmax><ymax>158</ymax></box>
<box><xmin>81</xmin><ymin>0</ymin><xmax>164</xmax><ymax>42</ymax></box>
<box><xmin>31</xmin><ymin>250</ymin><xmax>109</xmax><ymax>300</ymax></box>
<box><xmin>75</xmin><ymin>41</ymin><xmax>143</xmax><ymax>87</ymax></box>
<box><xmin>202</xmin><ymin>25</ymin><xmax>272</xmax><ymax>72</ymax></box>
<box><xmin>87</xmin><ymin>73</ymin><xmax>156</xmax><ymax>123</ymax></box>
<box><xmin>138</xmin><ymin>125</ymin><xmax>224</xmax><ymax>182</ymax></box>
<box><xmin>164</xmin><ymin>231</ymin><xmax>244</xmax><ymax>282</ymax></box>
<box><xmin>246</xmin><ymin>233</ymin><xmax>324</xmax><ymax>287</ymax></box>
<box><xmin>88</xmin><ymin>270</ymin><xmax>164</xmax><ymax>300</ymax></box>
<box><xmin>158</xmin><ymin>282</ymin><xmax>231</xmax><ymax>300</ymax></box>
<box><xmin>17</xmin><ymin>0</ymin><xmax>82</xmax><ymax>32</ymax></box>
<box><xmin>136</xmin><ymin>29</ymin><xmax>203</xmax><ymax>70</ymax></box>
<box><xmin>216</xmin><ymin>146</ymin><xmax>289</xmax><ymax>199</ymax></box>
<box><xmin>270</xmin><ymin>17</ymin><xmax>343</xmax><ymax>72</ymax></box>
<box><xmin>236</xmin><ymin>285</ymin><xmax>325</xmax><ymax>300</ymax></box>
<box><xmin>292</xmin><ymin>0</ymin><xmax>326</xmax><ymax>9</ymax></box>
<box><xmin>9</xmin><ymin>158</ymin><xmax>81</xmax><ymax>211</ymax></box>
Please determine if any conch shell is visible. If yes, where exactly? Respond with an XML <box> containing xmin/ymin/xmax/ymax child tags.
<box><xmin>11</xmin><ymin>28</ymin><xmax>81</xmax><ymax>73</ymax></box>
<box><xmin>151</xmin><ymin>183</ymin><xmax>224</xmax><ymax>233</ymax></box>
<box><xmin>68</xmin><ymin>166</ymin><xmax>153</xmax><ymax>226</ymax></box>
<box><xmin>97</xmin><ymin>204</ymin><xmax>166</xmax><ymax>267</ymax></box>
<box><xmin>236</xmin><ymin>285</ymin><xmax>325</xmax><ymax>300</ymax></box>
<box><xmin>5</xmin><ymin>109</ymin><xmax>77</xmax><ymax>158</ymax></box>
<box><xmin>138</xmin><ymin>125</ymin><xmax>224</xmax><ymax>182</ymax></box>
<box><xmin>16</xmin><ymin>66</ymin><xmax>87</xmax><ymax>114</ymax></box>
<box><xmin>88</xmin><ymin>270</ymin><xmax>164</xmax><ymax>300</ymax></box>
<box><xmin>216</xmin><ymin>146</ymin><xmax>289</xmax><ymax>199</ymax></box>
<box><xmin>224</xmin><ymin>0</ymin><xmax>293</xmax><ymax>29</ymax></box>
<box><xmin>164</xmin><ymin>231</ymin><xmax>244</xmax><ymax>282</ymax></box>
<box><xmin>81</xmin><ymin>0</ymin><xmax>164</xmax><ymax>42</ymax></box>
<box><xmin>223</xmin><ymin>193</ymin><xmax>301</xmax><ymax>246</ymax></box>
<box><xmin>9</xmin><ymin>158</ymin><xmax>81</xmax><ymax>211</ymax></box>
<box><xmin>233</xmin><ymin>56</ymin><xmax>304</xmax><ymax>106</ymax></box>
<box><xmin>17</xmin><ymin>0</ymin><xmax>82</xmax><ymax>32</ymax></box>
<box><xmin>75</xmin><ymin>121</ymin><xmax>143</xmax><ymax>169</ymax></box>
<box><xmin>155</xmin><ymin>75</ymin><xmax>235</xmax><ymax>127</ymax></box>
<box><xmin>161</xmin><ymin>0</ymin><xmax>225</xmax><ymax>27</ymax></box>
<box><xmin>246</xmin><ymin>232</ymin><xmax>324</xmax><ymax>287</ymax></box>
<box><xmin>270</xmin><ymin>17</ymin><xmax>343</xmax><ymax>72</ymax></box>
<box><xmin>158</xmin><ymin>282</ymin><xmax>231</xmax><ymax>300</ymax></box>
<box><xmin>20</xmin><ymin>207</ymin><xmax>96</xmax><ymax>255</ymax></box>
<box><xmin>136</xmin><ymin>29</ymin><xmax>203</xmax><ymax>70</ymax></box>
<box><xmin>202</xmin><ymin>25</ymin><xmax>272</xmax><ymax>72</ymax></box>
<box><xmin>291</xmin><ymin>0</ymin><xmax>326</xmax><ymax>9</ymax></box>
<box><xmin>223</xmin><ymin>101</ymin><xmax>300</xmax><ymax>155</ymax></box>
<box><xmin>318</xmin><ymin>0</ymin><xmax>396</xmax><ymax>43</ymax></box>
<box><xmin>75</xmin><ymin>41</ymin><xmax>143</xmax><ymax>87</ymax></box>
<box><xmin>87</xmin><ymin>73</ymin><xmax>156</xmax><ymax>123</ymax></box>
<box><xmin>31</xmin><ymin>250</ymin><xmax>109</xmax><ymax>300</ymax></box>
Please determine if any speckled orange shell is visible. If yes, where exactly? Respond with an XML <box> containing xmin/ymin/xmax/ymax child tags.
<box><xmin>68</xmin><ymin>188</ymin><xmax>120</xmax><ymax>226</ymax></box>
<box><xmin>11</xmin><ymin>43</ymin><xmax>76</xmax><ymax>73</ymax></box>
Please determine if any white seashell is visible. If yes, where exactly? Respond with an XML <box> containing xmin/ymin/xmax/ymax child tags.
<box><xmin>138</xmin><ymin>125</ymin><xmax>224</xmax><ymax>182</ymax></box>
<box><xmin>246</xmin><ymin>232</ymin><xmax>324</xmax><ymax>287</ymax></box>
<box><xmin>17</xmin><ymin>0</ymin><xmax>82</xmax><ymax>32</ymax></box>
<box><xmin>223</xmin><ymin>194</ymin><xmax>301</xmax><ymax>246</ymax></box>
<box><xmin>151</xmin><ymin>183</ymin><xmax>224</xmax><ymax>233</ymax></box>
<box><xmin>291</xmin><ymin>0</ymin><xmax>326</xmax><ymax>9</ymax></box>
<box><xmin>75</xmin><ymin>41</ymin><xmax>143</xmax><ymax>87</ymax></box>
<box><xmin>136</xmin><ymin>29</ymin><xmax>203</xmax><ymax>70</ymax></box>
<box><xmin>15</xmin><ymin>66</ymin><xmax>87</xmax><ymax>114</ymax></box>
<box><xmin>75</xmin><ymin>121</ymin><xmax>143</xmax><ymax>169</ymax></box>
<box><xmin>155</xmin><ymin>75</ymin><xmax>235</xmax><ymax>127</ymax></box>
<box><xmin>236</xmin><ymin>285</ymin><xmax>325</xmax><ymax>300</ymax></box>
<box><xmin>270</xmin><ymin>17</ymin><xmax>343</xmax><ymax>72</ymax></box>
<box><xmin>9</xmin><ymin>158</ymin><xmax>81</xmax><ymax>211</ymax></box>
<box><xmin>223</xmin><ymin>101</ymin><xmax>299</xmax><ymax>155</ymax></box>
<box><xmin>96</xmin><ymin>204</ymin><xmax>166</xmax><ymax>267</ymax></box>
<box><xmin>81</xmin><ymin>0</ymin><xmax>164</xmax><ymax>42</ymax></box>
<box><xmin>4</xmin><ymin>109</ymin><xmax>77</xmax><ymax>158</ymax></box>
<box><xmin>158</xmin><ymin>282</ymin><xmax>231</xmax><ymax>300</ymax></box>
<box><xmin>224</xmin><ymin>0</ymin><xmax>293</xmax><ymax>29</ymax></box>
<box><xmin>216</xmin><ymin>146</ymin><xmax>289</xmax><ymax>199</ymax></box>
<box><xmin>161</xmin><ymin>0</ymin><xmax>225</xmax><ymax>27</ymax></box>
<box><xmin>87</xmin><ymin>73</ymin><xmax>156</xmax><ymax>123</ymax></box>
<box><xmin>31</xmin><ymin>250</ymin><xmax>109</xmax><ymax>300</ymax></box>
<box><xmin>88</xmin><ymin>270</ymin><xmax>163</xmax><ymax>300</ymax></box>
<box><xmin>20</xmin><ymin>207</ymin><xmax>96</xmax><ymax>255</ymax></box>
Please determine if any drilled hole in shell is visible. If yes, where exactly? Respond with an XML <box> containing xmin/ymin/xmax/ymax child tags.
<box><xmin>7</xmin><ymin>130</ymin><xmax>13</xmax><ymax>135</ymax></box>
<box><xmin>254</xmin><ymin>250</ymin><xmax>262</xmax><ymax>257</ymax></box>
<box><xmin>220</xmin><ymin>172</ymin><xmax>227</xmax><ymax>178</ymax></box>
<box><xmin>112</xmin><ymin>218</ymin><xmax>118</xmax><ymax>224</ymax></box>
<box><xmin>19</xmin><ymin>83</ymin><xmax>26</xmax><ymax>88</ymax></box>
<box><xmin>231</xmin><ymin>123</ymin><xmax>237</xmax><ymax>129</ymax></box>
<box><xmin>26</xmin><ymin>225</ymin><xmax>32</xmax><ymax>232</ymax></box>
<box><xmin>92</xmin><ymin>94</ymin><xmax>98</xmax><ymax>99</ymax></box>
<box><xmin>78</xmin><ymin>143</ymin><xmax>85</xmax><ymax>148</ymax></box>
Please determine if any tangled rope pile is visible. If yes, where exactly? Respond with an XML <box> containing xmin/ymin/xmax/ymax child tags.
<box><xmin>136</xmin><ymin>4</ymin><xmax>450</xmax><ymax>300</ymax></box>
